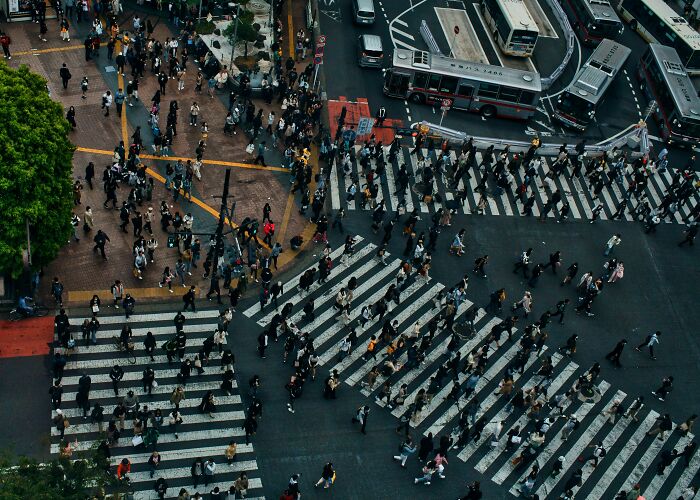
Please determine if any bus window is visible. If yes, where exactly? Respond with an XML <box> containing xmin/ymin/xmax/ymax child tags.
<box><xmin>428</xmin><ymin>74</ymin><xmax>442</xmax><ymax>91</ymax></box>
<box><xmin>414</xmin><ymin>72</ymin><xmax>429</xmax><ymax>89</ymax></box>
<box><xmin>458</xmin><ymin>84</ymin><xmax>474</xmax><ymax>97</ymax></box>
<box><xmin>557</xmin><ymin>92</ymin><xmax>594</xmax><ymax>118</ymax></box>
<box><xmin>478</xmin><ymin>83</ymin><xmax>500</xmax><ymax>99</ymax></box>
<box><xmin>439</xmin><ymin>76</ymin><xmax>459</xmax><ymax>94</ymax></box>
<box><xmin>511</xmin><ymin>29</ymin><xmax>538</xmax><ymax>45</ymax></box>
<box><xmin>519</xmin><ymin>90</ymin><xmax>536</xmax><ymax>104</ymax></box>
<box><xmin>499</xmin><ymin>87</ymin><xmax>521</xmax><ymax>102</ymax></box>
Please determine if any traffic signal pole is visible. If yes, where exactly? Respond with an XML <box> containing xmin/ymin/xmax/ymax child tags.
<box><xmin>203</xmin><ymin>168</ymin><xmax>231</xmax><ymax>279</ymax></box>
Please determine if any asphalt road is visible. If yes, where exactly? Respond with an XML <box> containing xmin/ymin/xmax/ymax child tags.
<box><xmin>318</xmin><ymin>0</ymin><xmax>697</xmax><ymax>167</ymax></box>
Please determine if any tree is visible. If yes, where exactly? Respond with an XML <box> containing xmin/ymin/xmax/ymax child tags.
<box><xmin>0</xmin><ymin>452</ymin><xmax>115</xmax><ymax>499</ymax></box>
<box><xmin>224</xmin><ymin>9</ymin><xmax>259</xmax><ymax>58</ymax></box>
<box><xmin>0</xmin><ymin>63</ymin><xmax>74</xmax><ymax>279</ymax></box>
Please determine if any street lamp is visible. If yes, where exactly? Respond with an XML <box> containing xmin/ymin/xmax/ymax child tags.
<box><xmin>229</xmin><ymin>7</ymin><xmax>241</xmax><ymax>69</ymax></box>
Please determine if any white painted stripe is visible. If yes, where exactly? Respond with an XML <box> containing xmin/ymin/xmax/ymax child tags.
<box><xmin>374</xmin><ymin>308</ymin><xmax>487</xmax><ymax>400</ymax></box>
<box><xmin>383</xmin><ymin>147</ymin><xmax>400</xmax><ymax>212</ymax></box>
<box><xmin>242</xmin><ymin>237</ymin><xmax>361</xmax><ymax>318</ymax></box>
<box><xmin>569</xmin><ymin>175</ymin><xmax>593</xmax><ymax>219</ymax></box>
<box><xmin>74</xmin><ymin>309</ymin><xmax>221</xmax><ymax>325</ymax></box>
<box><xmin>328</xmin><ymin>283</ymin><xmax>442</xmax><ymax>374</ymax></box>
<box><xmin>128</xmin><ymin>460</ymin><xmax>258</xmax><ymax>483</ymax></box>
<box><xmin>406</xmin><ymin>151</ymin><xmax>429</xmax><ymax>213</ymax></box>
<box><xmin>62</xmin><ymin>380</ymin><xmax>226</xmax><ymax>402</ymax></box>
<box><xmin>395</xmin><ymin>18</ymin><xmax>408</xmax><ymax>27</ymax></box>
<box><xmin>66</xmin><ymin>353</ymin><xmax>206</xmax><ymax>370</ymax></box>
<box><xmin>623</xmin><ymin>420</ymin><xmax>673</xmax><ymax>489</ymax></box>
<box><xmin>133</xmin><ymin>480</ymin><xmax>263</xmax><ymax>500</ymax></box>
<box><xmin>330</xmin><ymin>156</ymin><xmax>341</xmax><ymax>210</ymax></box>
<box><xmin>298</xmin><ymin>259</ymin><xmax>398</xmax><ymax>353</ymax></box>
<box><xmin>667</xmin><ymin>439</ymin><xmax>700</xmax><ymax>500</ymax></box>
<box><xmin>53</xmin><ymin>394</ymin><xmax>242</xmax><ymax>419</ymax></box>
<box><xmin>391</xmin><ymin>26</ymin><xmax>415</xmax><ymax>41</ymax></box>
<box><xmin>392</xmin><ymin>316</ymin><xmax>502</xmax><ymax>419</ymax></box>
<box><xmin>51</xmin><ymin>428</ymin><xmax>247</xmax><ymax>453</ymax></box>
<box><xmin>512</xmin><ymin>391</ymin><xmax>633</xmax><ymax>496</ymax></box>
<box><xmin>532</xmin><ymin>387</ymin><xmax>623</xmax><ymax>496</ymax></box>
<box><xmin>346</xmin><ymin>293</ymin><xmax>456</xmax><ymax>388</ymax></box>
<box><xmin>463</xmin><ymin>357</ymin><xmax>577</xmax><ymax>464</ymax></box>
<box><xmin>112</xmin><ymin>443</ymin><xmax>255</xmax><ymax>465</ymax></box>
<box><xmin>422</xmin><ymin>344</ymin><xmax>546</xmax><ymax>434</ymax></box>
<box><xmin>394</xmin><ymin>38</ymin><xmax>417</xmax><ymax>51</ymax></box>
<box><xmin>73</xmin><ymin>323</ymin><xmax>216</xmax><ymax>342</ymax></box>
<box><xmin>51</xmin><ymin>410</ymin><xmax>245</xmax><ymax>437</ymax></box>
<box><xmin>253</xmin><ymin>242</ymin><xmax>373</xmax><ymax>325</ymax></box>
<box><xmin>644</xmin><ymin>434</ymin><xmax>694</xmax><ymax>499</ymax></box>
<box><xmin>60</xmin><ymin>367</ymin><xmax>237</xmax><ymax>386</ymax></box>
<box><xmin>315</xmin><ymin>269</ymin><xmax>424</xmax><ymax>365</ymax></box>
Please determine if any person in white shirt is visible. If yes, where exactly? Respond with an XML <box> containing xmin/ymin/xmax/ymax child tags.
<box><xmin>102</xmin><ymin>91</ymin><xmax>113</xmax><ymax>117</ymax></box>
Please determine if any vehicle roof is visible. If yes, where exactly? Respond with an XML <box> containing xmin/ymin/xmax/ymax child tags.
<box><xmin>392</xmin><ymin>49</ymin><xmax>542</xmax><ymax>92</ymax></box>
<box><xmin>640</xmin><ymin>0</ymin><xmax>700</xmax><ymax>50</ymax></box>
<box><xmin>648</xmin><ymin>43</ymin><xmax>700</xmax><ymax>119</ymax></box>
<box><xmin>359</xmin><ymin>34</ymin><xmax>383</xmax><ymax>51</ymax></box>
<box><xmin>497</xmin><ymin>0</ymin><xmax>539</xmax><ymax>33</ymax></box>
<box><xmin>585</xmin><ymin>0</ymin><xmax>620</xmax><ymax>22</ymax></box>
<box><xmin>355</xmin><ymin>0</ymin><xmax>375</xmax><ymax>10</ymax></box>
<box><xmin>567</xmin><ymin>39</ymin><xmax>631</xmax><ymax>103</ymax></box>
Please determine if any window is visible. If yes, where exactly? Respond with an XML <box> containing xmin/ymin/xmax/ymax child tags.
<box><xmin>478</xmin><ymin>83</ymin><xmax>500</xmax><ymax>99</ymax></box>
<box><xmin>499</xmin><ymin>86</ymin><xmax>521</xmax><ymax>102</ymax></box>
<box><xmin>439</xmin><ymin>76</ymin><xmax>459</xmax><ymax>94</ymax></box>
<box><xmin>414</xmin><ymin>72</ymin><xmax>428</xmax><ymax>89</ymax></box>
<box><xmin>519</xmin><ymin>90</ymin><xmax>536</xmax><ymax>104</ymax></box>
<box><xmin>458</xmin><ymin>84</ymin><xmax>474</xmax><ymax>97</ymax></box>
<box><xmin>428</xmin><ymin>74</ymin><xmax>442</xmax><ymax>91</ymax></box>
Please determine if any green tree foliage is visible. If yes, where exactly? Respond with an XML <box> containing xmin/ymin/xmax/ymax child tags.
<box><xmin>224</xmin><ymin>8</ymin><xmax>260</xmax><ymax>57</ymax></box>
<box><xmin>0</xmin><ymin>63</ymin><xmax>74</xmax><ymax>278</ymax></box>
<box><xmin>0</xmin><ymin>453</ymin><xmax>114</xmax><ymax>499</ymax></box>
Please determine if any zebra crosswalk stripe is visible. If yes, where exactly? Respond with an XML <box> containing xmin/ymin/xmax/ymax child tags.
<box><xmin>644</xmin><ymin>434</ymin><xmax>694</xmax><ymax>499</ymax></box>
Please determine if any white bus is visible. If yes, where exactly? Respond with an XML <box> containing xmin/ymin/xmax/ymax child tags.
<box><xmin>481</xmin><ymin>0</ymin><xmax>539</xmax><ymax>57</ymax></box>
<box><xmin>383</xmin><ymin>49</ymin><xmax>542</xmax><ymax>120</ymax></box>
<box><xmin>617</xmin><ymin>0</ymin><xmax>700</xmax><ymax>73</ymax></box>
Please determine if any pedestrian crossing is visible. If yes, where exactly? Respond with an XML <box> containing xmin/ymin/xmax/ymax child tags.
<box><xmin>243</xmin><ymin>239</ymin><xmax>699</xmax><ymax>499</ymax></box>
<box><xmin>51</xmin><ymin>309</ymin><xmax>264</xmax><ymax>500</ymax></box>
<box><xmin>328</xmin><ymin>145</ymin><xmax>699</xmax><ymax>225</ymax></box>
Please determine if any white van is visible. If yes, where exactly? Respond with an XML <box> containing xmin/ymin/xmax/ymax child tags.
<box><xmin>353</xmin><ymin>0</ymin><xmax>375</xmax><ymax>25</ymax></box>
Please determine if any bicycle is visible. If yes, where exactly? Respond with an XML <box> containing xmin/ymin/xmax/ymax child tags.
<box><xmin>9</xmin><ymin>302</ymin><xmax>49</xmax><ymax>321</ymax></box>
<box><xmin>112</xmin><ymin>336</ymin><xmax>137</xmax><ymax>364</ymax></box>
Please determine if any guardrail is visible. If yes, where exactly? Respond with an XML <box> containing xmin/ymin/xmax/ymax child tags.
<box><xmin>414</xmin><ymin>121</ymin><xmax>649</xmax><ymax>158</ymax></box>
<box><xmin>420</xmin><ymin>20</ymin><xmax>443</xmax><ymax>56</ymax></box>
<box><xmin>540</xmin><ymin>0</ymin><xmax>575</xmax><ymax>90</ymax></box>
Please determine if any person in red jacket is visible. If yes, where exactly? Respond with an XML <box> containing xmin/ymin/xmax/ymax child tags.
<box><xmin>116</xmin><ymin>458</ymin><xmax>131</xmax><ymax>480</ymax></box>
<box><xmin>0</xmin><ymin>33</ymin><xmax>11</xmax><ymax>59</ymax></box>
<box><xmin>263</xmin><ymin>219</ymin><xmax>275</xmax><ymax>246</ymax></box>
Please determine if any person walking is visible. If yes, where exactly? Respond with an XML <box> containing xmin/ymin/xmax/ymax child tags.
<box><xmin>393</xmin><ymin>435</ymin><xmax>417</xmax><ymax>467</ymax></box>
<box><xmin>604</xmin><ymin>234</ymin><xmax>622</xmax><ymax>256</ymax></box>
<box><xmin>583</xmin><ymin>441</ymin><xmax>607</xmax><ymax>468</ymax></box>
<box><xmin>647</xmin><ymin>413</ymin><xmax>673</xmax><ymax>440</ymax></box>
<box><xmin>652</xmin><ymin>375</ymin><xmax>674</xmax><ymax>402</ymax></box>
<box><xmin>182</xmin><ymin>286</ymin><xmax>196</xmax><ymax>312</ymax></box>
<box><xmin>635</xmin><ymin>331</ymin><xmax>661</xmax><ymax>360</ymax></box>
<box><xmin>351</xmin><ymin>405</ymin><xmax>370</xmax><ymax>434</ymax></box>
<box><xmin>314</xmin><ymin>462</ymin><xmax>335</xmax><ymax>489</ymax></box>
<box><xmin>0</xmin><ymin>32</ymin><xmax>12</xmax><ymax>59</ymax></box>
<box><xmin>60</xmin><ymin>63</ymin><xmax>72</xmax><ymax>89</ymax></box>
<box><xmin>254</xmin><ymin>141</ymin><xmax>267</xmax><ymax>166</ymax></box>
<box><xmin>605</xmin><ymin>339</ymin><xmax>627</xmax><ymax>367</ymax></box>
<box><xmin>102</xmin><ymin>91</ymin><xmax>113</xmax><ymax>117</ymax></box>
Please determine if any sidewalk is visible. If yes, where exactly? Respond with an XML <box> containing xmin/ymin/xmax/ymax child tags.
<box><xmin>3</xmin><ymin>10</ymin><xmax>310</xmax><ymax>305</ymax></box>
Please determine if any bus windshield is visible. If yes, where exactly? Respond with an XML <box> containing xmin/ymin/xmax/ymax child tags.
<box><xmin>512</xmin><ymin>29</ymin><xmax>538</xmax><ymax>45</ymax></box>
<box><xmin>557</xmin><ymin>92</ymin><xmax>594</xmax><ymax>121</ymax></box>
<box><xmin>592</xmin><ymin>19</ymin><xmax>621</xmax><ymax>38</ymax></box>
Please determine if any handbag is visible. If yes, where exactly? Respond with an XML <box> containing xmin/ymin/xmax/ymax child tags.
<box><xmin>151</xmin><ymin>380</ymin><xmax>158</xmax><ymax>388</ymax></box>
<box><xmin>91</xmin><ymin>304</ymin><xmax>99</xmax><ymax>313</ymax></box>
<box><xmin>245</xmin><ymin>143</ymin><xmax>255</xmax><ymax>154</ymax></box>
<box><xmin>132</xmin><ymin>435</ymin><xmax>144</xmax><ymax>446</ymax></box>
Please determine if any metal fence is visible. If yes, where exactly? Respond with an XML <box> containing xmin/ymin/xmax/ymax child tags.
<box><xmin>540</xmin><ymin>0</ymin><xmax>576</xmax><ymax>90</ymax></box>
<box><xmin>420</xmin><ymin>20</ymin><xmax>443</xmax><ymax>56</ymax></box>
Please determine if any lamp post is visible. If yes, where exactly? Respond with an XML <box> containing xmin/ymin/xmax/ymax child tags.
<box><xmin>229</xmin><ymin>8</ymin><xmax>240</xmax><ymax>69</ymax></box>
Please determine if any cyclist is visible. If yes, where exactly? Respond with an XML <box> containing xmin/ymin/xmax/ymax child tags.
<box><xmin>119</xmin><ymin>324</ymin><xmax>133</xmax><ymax>350</ymax></box>
<box><xmin>17</xmin><ymin>296</ymin><xmax>35</xmax><ymax>317</ymax></box>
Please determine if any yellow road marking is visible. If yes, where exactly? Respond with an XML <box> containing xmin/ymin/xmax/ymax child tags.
<box><xmin>14</xmin><ymin>44</ymin><xmax>84</xmax><ymax>56</ymax></box>
<box><xmin>74</xmin><ymin>146</ymin><xmax>287</xmax><ymax>172</ymax></box>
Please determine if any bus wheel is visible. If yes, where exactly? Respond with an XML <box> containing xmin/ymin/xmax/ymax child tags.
<box><xmin>630</xmin><ymin>19</ymin><xmax>638</xmax><ymax>30</ymax></box>
<box><xmin>480</xmin><ymin>105</ymin><xmax>496</xmax><ymax>118</ymax></box>
<box><xmin>409</xmin><ymin>93</ymin><xmax>425</xmax><ymax>104</ymax></box>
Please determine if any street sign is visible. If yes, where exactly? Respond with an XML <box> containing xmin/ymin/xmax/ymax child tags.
<box><xmin>317</xmin><ymin>34</ymin><xmax>327</xmax><ymax>46</ymax></box>
<box><xmin>440</xmin><ymin>98</ymin><xmax>452</xmax><ymax>111</ymax></box>
<box><xmin>315</xmin><ymin>35</ymin><xmax>326</xmax><ymax>65</ymax></box>
<box><xmin>454</xmin><ymin>25</ymin><xmax>460</xmax><ymax>35</ymax></box>
<box><xmin>314</xmin><ymin>55</ymin><xmax>323</xmax><ymax>65</ymax></box>
<box><xmin>357</xmin><ymin>117</ymin><xmax>374</xmax><ymax>136</ymax></box>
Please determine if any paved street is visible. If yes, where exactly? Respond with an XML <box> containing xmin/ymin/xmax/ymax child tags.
<box><xmin>328</xmin><ymin>144</ymin><xmax>699</xmax><ymax>223</ymax></box>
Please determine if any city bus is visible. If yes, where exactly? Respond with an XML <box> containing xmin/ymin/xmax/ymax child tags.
<box><xmin>383</xmin><ymin>49</ymin><xmax>542</xmax><ymax>120</ymax></box>
<box><xmin>637</xmin><ymin>43</ymin><xmax>700</xmax><ymax>146</ymax></box>
<box><xmin>554</xmin><ymin>38</ymin><xmax>631</xmax><ymax>130</ymax></box>
<box><xmin>480</xmin><ymin>0</ymin><xmax>539</xmax><ymax>57</ymax></box>
<box><xmin>617</xmin><ymin>0</ymin><xmax>700</xmax><ymax>73</ymax></box>
<box><xmin>561</xmin><ymin>0</ymin><xmax>623</xmax><ymax>45</ymax></box>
